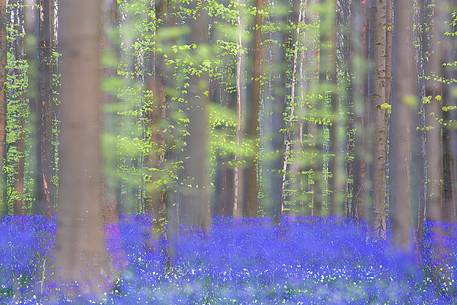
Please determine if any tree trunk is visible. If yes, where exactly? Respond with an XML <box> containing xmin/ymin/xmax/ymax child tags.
<box><xmin>243</xmin><ymin>0</ymin><xmax>264</xmax><ymax>217</ymax></box>
<box><xmin>372</xmin><ymin>0</ymin><xmax>388</xmax><ymax>239</ymax></box>
<box><xmin>320</xmin><ymin>0</ymin><xmax>339</xmax><ymax>216</ymax></box>
<box><xmin>233</xmin><ymin>0</ymin><xmax>246</xmax><ymax>217</ymax></box>
<box><xmin>392</xmin><ymin>0</ymin><xmax>415</xmax><ymax>251</ymax></box>
<box><xmin>351</xmin><ymin>0</ymin><xmax>369</xmax><ymax>221</ymax></box>
<box><xmin>415</xmin><ymin>0</ymin><xmax>431</xmax><ymax>242</ymax></box>
<box><xmin>265</xmin><ymin>0</ymin><xmax>286</xmax><ymax>223</ymax></box>
<box><xmin>0</xmin><ymin>0</ymin><xmax>6</xmax><ymax>215</ymax></box>
<box><xmin>179</xmin><ymin>7</ymin><xmax>211</xmax><ymax>230</ymax></box>
<box><xmin>304</xmin><ymin>0</ymin><xmax>322</xmax><ymax>216</ymax></box>
<box><xmin>144</xmin><ymin>0</ymin><xmax>168</xmax><ymax>238</ymax></box>
<box><xmin>425</xmin><ymin>0</ymin><xmax>444</xmax><ymax>224</ymax></box>
<box><xmin>282</xmin><ymin>0</ymin><xmax>304</xmax><ymax>211</ymax></box>
<box><xmin>423</xmin><ymin>0</ymin><xmax>451</xmax><ymax>285</ymax></box>
<box><xmin>56</xmin><ymin>0</ymin><xmax>112</xmax><ymax>296</ymax></box>
<box><xmin>33</xmin><ymin>0</ymin><xmax>55</xmax><ymax>215</ymax></box>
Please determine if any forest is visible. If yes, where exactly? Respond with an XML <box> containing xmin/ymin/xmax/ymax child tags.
<box><xmin>0</xmin><ymin>0</ymin><xmax>457</xmax><ymax>303</ymax></box>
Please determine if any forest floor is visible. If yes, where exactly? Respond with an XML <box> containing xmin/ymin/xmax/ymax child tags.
<box><xmin>0</xmin><ymin>216</ymin><xmax>456</xmax><ymax>304</ymax></box>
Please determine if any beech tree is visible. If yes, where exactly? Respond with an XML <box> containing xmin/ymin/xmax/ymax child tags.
<box><xmin>243</xmin><ymin>0</ymin><xmax>264</xmax><ymax>218</ymax></box>
<box><xmin>392</xmin><ymin>0</ymin><xmax>415</xmax><ymax>251</ymax></box>
<box><xmin>351</xmin><ymin>0</ymin><xmax>369</xmax><ymax>221</ymax></box>
<box><xmin>55</xmin><ymin>0</ymin><xmax>112</xmax><ymax>295</ymax></box>
<box><xmin>35</xmin><ymin>0</ymin><xmax>54</xmax><ymax>212</ymax></box>
<box><xmin>144</xmin><ymin>0</ymin><xmax>168</xmax><ymax>236</ymax></box>
<box><xmin>372</xmin><ymin>0</ymin><xmax>389</xmax><ymax>239</ymax></box>
<box><xmin>178</xmin><ymin>6</ymin><xmax>211</xmax><ymax>230</ymax></box>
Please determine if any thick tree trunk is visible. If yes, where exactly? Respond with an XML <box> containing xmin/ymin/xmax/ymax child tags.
<box><xmin>392</xmin><ymin>0</ymin><xmax>415</xmax><ymax>251</ymax></box>
<box><xmin>423</xmin><ymin>0</ymin><xmax>451</xmax><ymax>285</ymax></box>
<box><xmin>56</xmin><ymin>0</ymin><xmax>112</xmax><ymax>296</ymax></box>
<box><xmin>0</xmin><ymin>0</ymin><xmax>6</xmax><ymax>215</ymax></box>
<box><xmin>179</xmin><ymin>7</ymin><xmax>211</xmax><ymax>230</ymax></box>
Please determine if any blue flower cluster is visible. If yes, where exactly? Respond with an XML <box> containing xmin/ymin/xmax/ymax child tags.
<box><xmin>0</xmin><ymin>215</ymin><xmax>456</xmax><ymax>304</ymax></box>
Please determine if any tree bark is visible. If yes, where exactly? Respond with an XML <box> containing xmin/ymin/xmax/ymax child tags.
<box><xmin>425</xmin><ymin>0</ymin><xmax>444</xmax><ymax>224</ymax></box>
<box><xmin>33</xmin><ymin>0</ymin><xmax>55</xmax><ymax>215</ymax></box>
<box><xmin>234</xmin><ymin>0</ymin><xmax>246</xmax><ymax>218</ymax></box>
<box><xmin>243</xmin><ymin>0</ymin><xmax>264</xmax><ymax>217</ymax></box>
<box><xmin>372</xmin><ymin>0</ymin><xmax>388</xmax><ymax>239</ymax></box>
<box><xmin>56</xmin><ymin>0</ymin><xmax>112</xmax><ymax>296</ymax></box>
<box><xmin>179</xmin><ymin>7</ymin><xmax>211</xmax><ymax>230</ymax></box>
<box><xmin>265</xmin><ymin>0</ymin><xmax>287</xmax><ymax>223</ymax></box>
<box><xmin>392</xmin><ymin>0</ymin><xmax>415</xmax><ymax>251</ymax></box>
<box><xmin>282</xmin><ymin>0</ymin><xmax>304</xmax><ymax>211</ymax></box>
<box><xmin>351</xmin><ymin>0</ymin><xmax>369</xmax><ymax>221</ymax></box>
<box><xmin>144</xmin><ymin>0</ymin><xmax>168</xmax><ymax>238</ymax></box>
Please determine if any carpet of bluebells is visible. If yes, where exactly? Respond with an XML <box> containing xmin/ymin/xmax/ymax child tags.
<box><xmin>0</xmin><ymin>216</ymin><xmax>456</xmax><ymax>304</ymax></box>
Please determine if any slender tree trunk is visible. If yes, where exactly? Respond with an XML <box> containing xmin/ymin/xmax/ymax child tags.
<box><xmin>319</xmin><ymin>0</ymin><xmax>339</xmax><ymax>216</ymax></box>
<box><xmin>385</xmin><ymin>0</ymin><xmax>393</xmax><ymax>105</ymax></box>
<box><xmin>392</xmin><ymin>0</ymin><xmax>415</xmax><ymax>251</ymax></box>
<box><xmin>304</xmin><ymin>0</ymin><xmax>322</xmax><ymax>216</ymax></box>
<box><xmin>56</xmin><ymin>0</ymin><xmax>112</xmax><ymax>295</ymax></box>
<box><xmin>24</xmin><ymin>0</ymin><xmax>42</xmax><ymax>214</ymax></box>
<box><xmin>179</xmin><ymin>7</ymin><xmax>211</xmax><ymax>230</ymax></box>
<box><xmin>265</xmin><ymin>0</ymin><xmax>286</xmax><ymax>223</ymax></box>
<box><xmin>282</xmin><ymin>0</ymin><xmax>303</xmax><ymax>208</ymax></box>
<box><xmin>233</xmin><ymin>0</ymin><xmax>245</xmax><ymax>218</ymax></box>
<box><xmin>144</xmin><ymin>0</ymin><xmax>168</xmax><ymax>238</ymax></box>
<box><xmin>243</xmin><ymin>0</ymin><xmax>264</xmax><ymax>217</ymax></box>
<box><xmin>0</xmin><ymin>0</ymin><xmax>6</xmax><ymax>216</ymax></box>
<box><xmin>351</xmin><ymin>0</ymin><xmax>369</xmax><ymax>221</ymax></box>
<box><xmin>212</xmin><ymin>37</ymin><xmax>235</xmax><ymax>217</ymax></box>
<box><xmin>416</xmin><ymin>0</ymin><xmax>431</xmax><ymax>241</ymax></box>
<box><xmin>372</xmin><ymin>0</ymin><xmax>388</xmax><ymax>239</ymax></box>
<box><xmin>425</xmin><ymin>0</ymin><xmax>444</xmax><ymax>225</ymax></box>
<box><xmin>292</xmin><ymin>0</ymin><xmax>309</xmax><ymax>214</ymax></box>
<box><xmin>33</xmin><ymin>0</ymin><xmax>54</xmax><ymax>215</ymax></box>
<box><xmin>337</xmin><ymin>0</ymin><xmax>351</xmax><ymax>217</ymax></box>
